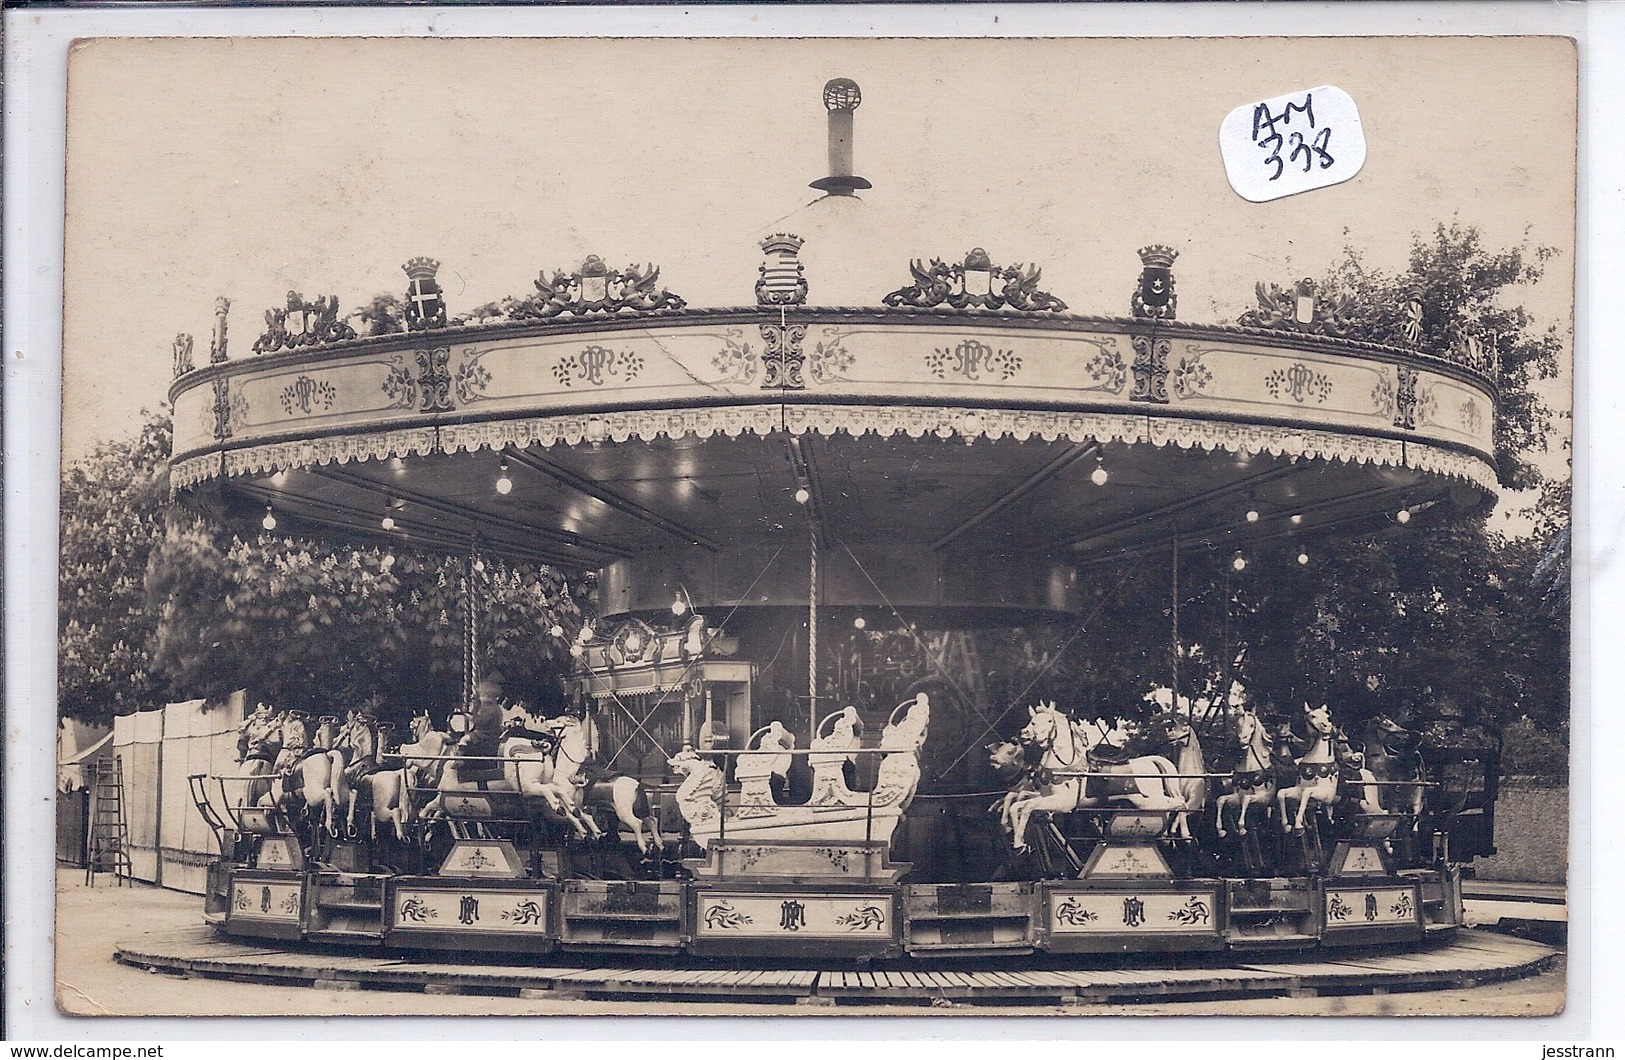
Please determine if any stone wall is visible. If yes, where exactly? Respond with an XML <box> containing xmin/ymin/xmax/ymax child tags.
<box><xmin>1472</xmin><ymin>784</ymin><xmax>1568</xmax><ymax>884</ymax></box>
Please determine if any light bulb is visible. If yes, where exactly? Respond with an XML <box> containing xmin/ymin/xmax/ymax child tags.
<box><xmin>579</xmin><ymin>623</ymin><xmax>595</xmax><ymax>642</ymax></box>
<box><xmin>570</xmin><ymin>644</ymin><xmax>584</xmax><ymax>658</ymax></box>
<box><xmin>496</xmin><ymin>475</ymin><xmax>513</xmax><ymax>495</ymax></box>
<box><xmin>1397</xmin><ymin>508</ymin><xmax>1412</xmax><ymax>524</ymax></box>
<box><xmin>853</xmin><ymin>616</ymin><xmax>866</xmax><ymax>629</ymax></box>
<box><xmin>1091</xmin><ymin>462</ymin><xmax>1109</xmax><ymax>487</ymax></box>
<box><xmin>672</xmin><ymin>594</ymin><xmax>688</xmax><ymax>616</ymax></box>
<box><xmin>1246</xmin><ymin>510</ymin><xmax>1260</xmax><ymax>523</ymax></box>
<box><xmin>381</xmin><ymin>516</ymin><xmax>396</xmax><ymax>531</ymax></box>
<box><xmin>794</xmin><ymin>487</ymin><xmax>810</xmax><ymax>505</ymax></box>
<box><xmin>1297</xmin><ymin>552</ymin><xmax>1309</xmax><ymax>566</ymax></box>
<box><xmin>549</xmin><ymin>624</ymin><xmax>565</xmax><ymax>639</ymax></box>
<box><xmin>1232</xmin><ymin>554</ymin><xmax>1247</xmax><ymax>572</ymax></box>
<box><xmin>1290</xmin><ymin>514</ymin><xmax>1303</xmax><ymax>525</ymax></box>
<box><xmin>261</xmin><ymin>508</ymin><xmax>277</xmax><ymax>531</ymax></box>
<box><xmin>381</xmin><ymin>554</ymin><xmax>395</xmax><ymax>571</ymax></box>
<box><xmin>473</xmin><ymin>559</ymin><xmax>485</xmax><ymax>573</ymax></box>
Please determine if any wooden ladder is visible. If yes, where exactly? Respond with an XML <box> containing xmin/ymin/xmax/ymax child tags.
<box><xmin>85</xmin><ymin>756</ymin><xmax>133</xmax><ymax>887</ymax></box>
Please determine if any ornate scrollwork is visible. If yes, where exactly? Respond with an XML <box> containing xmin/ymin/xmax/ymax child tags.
<box><xmin>882</xmin><ymin>248</ymin><xmax>1067</xmax><ymax>312</ymax></box>
<box><xmin>513</xmin><ymin>255</ymin><xmax>686</xmax><ymax>320</ymax></box>
<box><xmin>211</xmin><ymin>377</ymin><xmax>234</xmax><ymax>440</ymax></box>
<box><xmin>1237</xmin><ymin>278</ymin><xmax>1356</xmax><ymax>338</ymax></box>
<box><xmin>415</xmin><ymin>347</ymin><xmax>454</xmax><ymax>413</ymax></box>
<box><xmin>252</xmin><ymin>291</ymin><xmax>358</xmax><ymax>354</ymax></box>
<box><xmin>1393</xmin><ymin>366</ymin><xmax>1418</xmax><ymax>430</ymax></box>
<box><xmin>1130</xmin><ymin>335</ymin><xmax>1172</xmax><ymax>404</ymax></box>
<box><xmin>760</xmin><ymin>322</ymin><xmax>808</xmax><ymax>389</ymax></box>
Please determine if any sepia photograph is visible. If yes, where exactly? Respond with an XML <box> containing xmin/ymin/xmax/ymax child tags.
<box><xmin>47</xmin><ymin>33</ymin><xmax>1573</xmax><ymax>1019</ymax></box>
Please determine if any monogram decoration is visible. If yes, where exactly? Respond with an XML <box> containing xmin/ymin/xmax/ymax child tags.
<box><xmin>1393</xmin><ymin>366</ymin><xmax>1419</xmax><ymax>430</ymax></box>
<box><xmin>926</xmin><ymin>339</ymin><xmax>1021</xmax><ymax>382</ymax></box>
<box><xmin>280</xmin><ymin>375</ymin><xmax>338</xmax><ymax>416</ymax></box>
<box><xmin>416</xmin><ymin>347</ymin><xmax>454</xmax><ymax>413</ymax></box>
<box><xmin>1130</xmin><ymin>335</ymin><xmax>1172</xmax><ymax>404</ymax></box>
<box><xmin>252</xmin><ymin>291</ymin><xmax>357</xmax><ymax>354</ymax></box>
<box><xmin>882</xmin><ymin>248</ymin><xmax>1067</xmax><ymax>312</ymax></box>
<box><xmin>760</xmin><ymin>323</ymin><xmax>808</xmax><ymax>389</ymax></box>
<box><xmin>515</xmin><ymin>255</ymin><xmax>686</xmax><ymax>319</ymax></box>
<box><xmin>553</xmin><ymin>345</ymin><xmax>643</xmax><ymax>388</ymax></box>
<box><xmin>1264</xmin><ymin>362</ymin><xmax>1333</xmax><ymax>404</ymax></box>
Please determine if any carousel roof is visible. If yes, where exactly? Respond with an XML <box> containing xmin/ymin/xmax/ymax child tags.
<box><xmin>166</xmin><ymin>81</ymin><xmax>1499</xmax><ymax>621</ymax></box>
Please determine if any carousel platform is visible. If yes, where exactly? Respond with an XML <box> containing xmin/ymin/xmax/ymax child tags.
<box><xmin>114</xmin><ymin>925</ymin><xmax>1555</xmax><ymax>1008</ymax></box>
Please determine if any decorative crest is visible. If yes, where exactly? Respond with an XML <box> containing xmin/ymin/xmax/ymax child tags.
<box><xmin>172</xmin><ymin>333</ymin><xmax>195</xmax><ymax>378</ymax></box>
<box><xmin>1238</xmin><ymin>277</ymin><xmax>1356</xmax><ymax>338</ymax></box>
<box><xmin>402</xmin><ymin>256</ymin><xmax>448</xmax><ymax>331</ymax></box>
<box><xmin>1131</xmin><ymin>245</ymin><xmax>1179</xmax><ymax>319</ymax></box>
<box><xmin>756</xmin><ymin>233</ymin><xmax>809</xmax><ymax>306</ymax></box>
<box><xmin>252</xmin><ymin>291</ymin><xmax>358</xmax><ymax>355</ymax></box>
<box><xmin>514</xmin><ymin>256</ymin><xmax>686</xmax><ymax>320</ymax></box>
<box><xmin>882</xmin><ymin>249</ymin><xmax>1067</xmax><ymax>313</ymax></box>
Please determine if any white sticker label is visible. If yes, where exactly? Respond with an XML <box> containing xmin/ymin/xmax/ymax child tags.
<box><xmin>1219</xmin><ymin>85</ymin><xmax>1366</xmax><ymax>203</ymax></box>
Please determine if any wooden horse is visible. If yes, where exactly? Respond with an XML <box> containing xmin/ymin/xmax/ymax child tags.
<box><xmin>1333</xmin><ymin>727</ymin><xmax>1388</xmax><ymax>819</ymax></box>
<box><xmin>352</xmin><ymin>721</ymin><xmax>413</xmax><ymax>843</ymax></box>
<box><xmin>542</xmin><ymin>715</ymin><xmax>662</xmax><ymax>853</ymax></box>
<box><xmin>1214</xmin><ymin>703</ymin><xmax>1276</xmax><ymax>838</ymax></box>
<box><xmin>986</xmin><ymin>738</ymin><xmax>1039</xmax><ymax>840</ymax></box>
<box><xmin>1361</xmin><ymin>714</ymin><xmax>1426</xmax><ymax>817</ymax></box>
<box><xmin>236</xmin><ymin>703</ymin><xmax>284</xmax><ymax>808</ymax></box>
<box><xmin>1004</xmin><ymin>703</ymin><xmax>1181</xmax><ymax>853</ymax></box>
<box><xmin>1143</xmin><ymin>711</ymin><xmax>1208</xmax><ymax>839</ymax></box>
<box><xmin>1276</xmin><ymin>703</ymin><xmax>1344</xmax><ymax>833</ymax></box>
<box><xmin>261</xmin><ymin>713</ymin><xmax>341</xmax><ymax>837</ymax></box>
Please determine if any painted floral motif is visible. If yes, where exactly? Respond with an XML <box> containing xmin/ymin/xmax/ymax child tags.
<box><xmin>711</xmin><ymin>329</ymin><xmax>756</xmax><ymax>384</ymax></box>
<box><xmin>1082</xmin><ymin>345</ymin><xmax>1128</xmax><ymax>394</ymax></box>
<box><xmin>702</xmin><ymin>901</ymin><xmax>753</xmax><ymax>930</ymax></box>
<box><xmin>1415</xmin><ymin>387</ymin><xmax>1438</xmax><ymax>426</ymax></box>
<box><xmin>455</xmin><ymin>353</ymin><xmax>492</xmax><ymax>404</ymax></box>
<box><xmin>398</xmin><ymin>897</ymin><xmax>438</xmax><ymax>923</ymax></box>
<box><xmin>1326</xmin><ymin>894</ymin><xmax>1353</xmax><ymax>922</ymax></box>
<box><xmin>280</xmin><ymin>375</ymin><xmax>337</xmax><ymax>416</ymax></box>
<box><xmin>1167</xmin><ymin>895</ymin><xmax>1211</xmax><ymax>926</ymax></box>
<box><xmin>1053</xmin><ymin>897</ymin><xmax>1099</xmax><ymax>926</ymax></box>
<box><xmin>1171</xmin><ymin>356</ymin><xmax>1213</xmax><ymax>399</ymax></box>
<box><xmin>1370</xmin><ymin>372</ymin><xmax>1395</xmax><ymax>418</ymax></box>
<box><xmin>501</xmin><ymin>899</ymin><xmax>547</xmax><ymax>926</ymax></box>
<box><xmin>1460</xmin><ymin>398</ymin><xmax>1482</xmax><ymax>436</ymax></box>
<box><xmin>381</xmin><ymin>356</ymin><xmax>417</xmax><ymax>410</ymax></box>
<box><xmin>925</xmin><ymin>339</ymin><xmax>1021</xmax><ymax>382</ymax></box>
<box><xmin>554</xmin><ymin>345</ymin><xmax>643</xmax><ymax>388</ymax></box>
<box><xmin>812</xmin><ymin>847</ymin><xmax>852</xmax><ymax>873</ymax></box>
<box><xmin>808</xmin><ymin>329</ymin><xmax>855</xmax><ymax>384</ymax></box>
<box><xmin>279</xmin><ymin>892</ymin><xmax>301</xmax><ymax>915</ymax></box>
<box><xmin>229</xmin><ymin>390</ymin><xmax>250</xmax><ymax>431</ymax></box>
<box><xmin>1264</xmin><ymin>362</ymin><xmax>1333</xmax><ymax>404</ymax></box>
<box><xmin>1389</xmin><ymin>892</ymin><xmax>1414</xmax><ymax>919</ymax></box>
<box><xmin>835</xmin><ymin>904</ymin><xmax>887</xmax><ymax>931</ymax></box>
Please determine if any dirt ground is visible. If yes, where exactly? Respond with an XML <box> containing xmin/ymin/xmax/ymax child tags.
<box><xmin>49</xmin><ymin>869</ymin><xmax>1565</xmax><ymax>1020</ymax></box>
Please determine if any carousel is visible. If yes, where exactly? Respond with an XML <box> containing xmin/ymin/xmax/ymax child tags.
<box><xmin>174</xmin><ymin>79</ymin><xmax>1503</xmax><ymax>965</ymax></box>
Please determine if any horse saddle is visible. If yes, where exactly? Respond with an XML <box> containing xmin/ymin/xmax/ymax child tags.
<box><xmin>1086</xmin><ymin>744</ymin><xmax>1133</xmax><ymax>767</ymax></box>
<box><xmin>457</xmin><ymin>758</ymin><xmax>506</xmax><ymax>783</ymax></box>
<box><xmin>1232</xmin><ymin>768</ymin><xmax>1268</xmax><ymax>790</ymax></box>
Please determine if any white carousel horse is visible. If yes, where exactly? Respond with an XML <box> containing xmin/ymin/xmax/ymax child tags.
<box><xmin>1144</xmin><ymin>711</ymin><xmax>1208</xmax><ymax>839</ymax></box>
<box><xmin>260</xmin><ymin>713</ymin><xmax>342</xmax><ymax>837</ymax></box>
<box><xmin>1333</xmin><ymin>727</ymin><xmax>1388</xmax><ymax>819</ymax></box>
<box><xmin>1004</xmin><ymin>703</ymin><xmax>1183</xmax><ymax>853</ymax></box>
<box><xmin>236</xmin><ymin>704</ymin><xmax>284</xmax><ymax>808</ymax></box>
<box><xmin>1361</xmin><ymin>714</ymin><xmax>1426</xmax><ymax>816</ymax></box>
<box><xmin>1276</xmin><ymin>703</ymin><xmax>1344</xmax><ymax>833</ymax></box>
<box><xmin>541</xmin><ymin>715</ymin><xmax>662</xmax><ymax>854</ymax></box>
<box><xmin>1214</xmin><ymin>703</ymin><xmax>1276</xmax><ymax>838</ymax></box>
<box><xmin>313</xmin><ymin>715</ymin><xmax>351</xmax><ymax>834</ymax></box>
